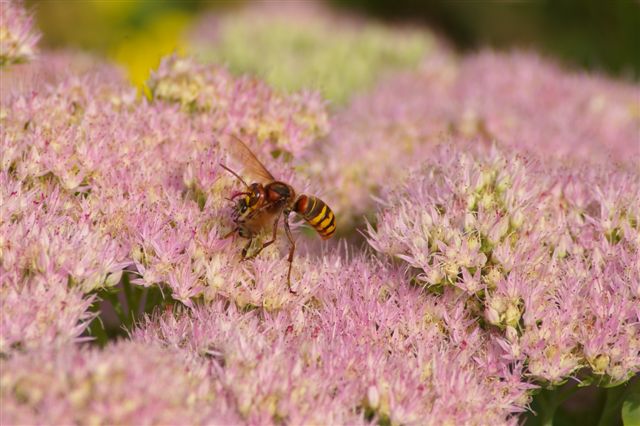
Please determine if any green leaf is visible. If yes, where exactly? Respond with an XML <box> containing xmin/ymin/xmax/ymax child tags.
<box><xmin>622</xmin><ymin>380</ymin><xmax>640</xmax><ymax>426</ymax></box>
<box><xmin>86</xmin><ymin>314</ymin><xmax>108</xmax><ymax>347</ymax></box>
<box><xmin>525</xmin><ymin>382</ymin><xmax>581</xmax><ymax>426</ymax></box>
<box><xmin>602</xmin><ymin>374</ymin><xmax>635</xmax><ymax>389</ymax></box>
<box><xmin>598</xmin><ymin>385</ymin><xmax>628</xmax><ymax>426</ymax></box>
<box><xmin>83</xmin><ymin>274</ymin><xmax>172</xmax><ymax>345</ymax></box>
<box><xmin>578</xmin><ymin>376</ymin><xmax>595</xmax><ymax>387</ymax></box>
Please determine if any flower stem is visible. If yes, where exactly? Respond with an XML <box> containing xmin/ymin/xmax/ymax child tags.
<box><xmin>597</xmin><ymin>381</ymin><xmax>638</xmax><ymax>426</ymax></box>
<box><xmin>526</xmin><ymin>382</ymin><xmax>581</xmax><ymax>426</ymax></box>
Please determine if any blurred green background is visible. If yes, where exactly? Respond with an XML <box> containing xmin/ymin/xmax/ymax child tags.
<box><xmin>333</xmin><ymin>0</ymin><xmax>640</xmax><ymax>78</ymax></box>
<box><xmin>27</xmin><ymin>0</ymin><xmax>640</xmax><ymax>90</ymax></box>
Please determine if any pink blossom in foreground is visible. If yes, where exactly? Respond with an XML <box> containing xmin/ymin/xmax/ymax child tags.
<box><xmin>133</xmin><ymin>255</ymin><xmax>532</xmax><ymax>425</ymax></box>
<box><xmin>0</xmin><ymin>0</ymin><xmax>39</xmax><ymax>66</ymax></box>
<box><xmin>0</xmin><ymin>172</ymin><xmax>120</xmax><ymax>354</ymax></box>
<box><xmin>0</xmin><ymin>279</ymin><xmax>95</xmax><ymax>354</ymax></box>
<box><xmin>1</xmin><ymin>55</ymin><xmax>329</xmax><ymax>350</ymax></box>
<box><xmin>0</xmin><ymin>341</ymin><xmax>235</xmax><ymax>425</ymax></box>
<box><xmin>368</xmin><ymin>144</ymin><xmax>640</xmax><ymax>384</ymax></box>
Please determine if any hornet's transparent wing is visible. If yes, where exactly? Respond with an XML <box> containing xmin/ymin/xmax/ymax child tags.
<box><xmin>222</xmin><ymin>135</ymin><xmax>275</xmax><ymax>184</ymax></box>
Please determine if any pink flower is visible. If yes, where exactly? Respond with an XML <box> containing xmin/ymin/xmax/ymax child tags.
<box><xmin>308</xmin><ymin>51</ymin><xmax>639</xmax><ymax>236</ymax></box>
<box><xmin>0</xmin><ymin>278</ymin><xmax>95</xmax><ymax>355</ymax></box>
<box><xmin>368</xmin><ymin>143</ymin><xmax>640</xmax><ymax>385</ymax></box>
<box><xmin>132</xmin><ymin>255</ymin><xmax>532</xmax><ymax>423</ymax></box>
<box><xmin>0</xmin><ymin>341</ymin><xmax>235</xmax><ymax>425</ymax></box>
<box><xmin>0</xmin><ymin>0</ymin><xmax>40</xmax><ymax>66</ymax></box>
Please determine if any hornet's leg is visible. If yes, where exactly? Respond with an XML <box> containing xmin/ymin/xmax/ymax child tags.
<box><xmin>243</xmin><ymin>216</ymin><xmax>280</xmax><ymax>260</ymax></box>
<box><xmin>283</xmin><ymin>212</ymin><xmax>296</xmax><ymax>294</ymax></box>
<box><xmin>221</xmin><ymin>227</ymin><xmax>238</xmax><ymax>240</ymax></box>
<box><xmin>241</xmin><ymin>238</ymin><xmax>253</xmax><ymax>260</ymax></box>
<box><xmin>222</xmin><ymin>227</ymin><xmax>252</xmax><ymax>260</ymax></box>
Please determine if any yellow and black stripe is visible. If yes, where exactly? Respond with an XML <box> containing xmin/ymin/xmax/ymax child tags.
<box><xmin>295</xmin><ymin>195</ymin><xmax>336</xmax><ymax>240</ymax></box>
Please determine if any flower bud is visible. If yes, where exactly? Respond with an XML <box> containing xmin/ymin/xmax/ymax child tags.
<box><xmin>590</xmin><ymin>354</ymin><xmax>610</xmax><ymax>375</ymax></box>
<box><xmin>504</xmin><ymin>303</ymin><xmax>521</xmax><ymax>327</ymax></box>
<box><xmin>367</xmin><ymin>385</ymin><xmax>380</xmax><ymax>410</ymax></box>
<box><xmin>424</xmin><ymin>268</ymin><xmax>444</xmax><ymax>286</ymax></box>
<box><xmin>464</xmin><ymin>213</ymin><xmax>476</xmax><ymax>232</ymax></box>
<box><xmin>486</xmin><ymin>306</ymin><xmax>501</xmax><ymax>325</ymax></box>
<box><xmin>480</xmin><ymin>192</ymin><xmax>495</xmax><ymax>210</ymax></box>
<box><xmin>510</xmin><ymin>209</ymin><xmax>525</xmax><ymax>229</ymax></box>
<box><xmin>496</xmin><ymin>174</ymin><xmax>511</xmax><ymax>193</ymax></box>
<box><xmin>483</xmin><ymin>266</ymin><xmax>502</xmax><ymax>289</ymax></box>
<box><xmin>183</xmin><ymin>164</ymin><xmax>195</xmax><ymax>187</ymax></box>
<box><xmin>466</xmin><ymin>193</ymin><xmax>478</xmax><ymax>210</ymax></box>
<box><xmin>467</xmin><ymin>235</ymin><xmax>481</xmax><ymax>251</ymax></box>
<box><xmin>443</xmin><ymin>261</ymin><xmax>459</xmax><ymax>280</ymax></box>
<box><xmin>488</xmin><ymin>217</ymin><xmax>510</xmax><ymax>245</ymax></box>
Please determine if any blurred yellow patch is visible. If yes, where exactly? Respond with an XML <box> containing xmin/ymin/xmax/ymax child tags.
<box><xmin>110</xmin><ymin>12</ymin><xmax>191</xmax><ymax>89</ymax></box>
<box><xmin>89</xmin><ymin>1</ymin><xmax>138</xmax><ymax>20</ymax></box>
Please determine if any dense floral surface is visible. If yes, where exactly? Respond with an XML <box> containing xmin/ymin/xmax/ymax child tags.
<box><xmin>1</xmin><ymin>1</ymin><xmax>638</xmax><ymax>425</ymax></box>
<box><xmin>0</xmin><ymin>0</ymin><xmax>39</xmax><ymax>66</ymax></box>
<box><xmin>1</xmin><ymin>51</ymin><xmax>327</xmax><ymax>350</ymax></box>
<box><xmin>1</xmin><ymin>341</ymin><xmax>218</xmax><ymax>425</ymax></box>
<box><xmin>307</xmin><ymin>52</ymin><xmax>640</xmax><ymax>229</ymax></box>
<box><xmin>369</xmin><ymin>145</ymin><xmax>640</xmax><ymax>384</ymax></box>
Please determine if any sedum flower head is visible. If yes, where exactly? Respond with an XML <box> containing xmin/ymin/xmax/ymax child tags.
<box><xmin>0</xmin><ymin>341</ymin><xmax>233</xmax><ymax>425</ymax></box>
<box><xmin>0</xmin><ymin>279</ymin><xmax>95</xmax><ymax>355</ymax></box>
<box><xmin>0</xmin><ymin>0</ymin><xmax>40</xmax><ymax>66</ymax></box>
<box><xmin>307</xmin><ymin>51</ymin><xmax>639</xmax><ymax>235</ymax></box>
<box><xmin>368</xmin><ymin>144</ymin><xmax>640</xmax><ymax>385</ymax></box>
<box><xmin>1</xmin><ymin>53</ymin><xmax>331</xmax><ymax>350</ymax></box>
<box><xmin>453</xmin><ymin>52</ymin><xmax>640</xmax><ymax>162</ymax></box>
<box><xmin>148</xmin><ymin>54</ymin><xmax>329</xmax><ymax>161</ymax></box>
<box><xmin>133</xmin><ymin>254</ymin><xmax>532</xmax><ymax>424</ymax></box>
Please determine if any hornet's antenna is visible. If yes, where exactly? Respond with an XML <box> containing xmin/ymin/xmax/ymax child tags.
<box><xmin>220</xmin><ymin>163</ymin><xmax>249</xmax><ymax>188</ymax></box>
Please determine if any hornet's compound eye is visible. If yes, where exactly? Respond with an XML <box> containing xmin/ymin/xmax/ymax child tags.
<box><xmin>235</xmin><ymin>197</ymin><xmax>250</xmax><ymax>218</ymax></box>
<box><xmin>248</xmin><ymin>184</ymin><xmax>262</xmax><ymax>206</ymax></box>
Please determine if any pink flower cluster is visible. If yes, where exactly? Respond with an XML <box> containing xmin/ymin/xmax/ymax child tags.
<box><xmin>148</xmin><ymin>55</ymin><xmax>328</xmax><ymax>162</ymax></box>
<box><xmin>309</xmin><ymin>52</ymin><xmax>640</xmax><ymax>229</ymax></box>
<box><xmin>2</xmin><ymin>256</ymin><xmax>534</xmax><ymax>424</ymax></box>
<box><xmin>1</xmin><ymin>341</ymin><xmax>219</xmax><ymax>425</ymax></box>
<box><xmin>1</xmin><ymin>2</ymin><xmax>638</xmax><ymax>423</ymax></box>
<box><xmin>1</xmin><ymin>53</ymin><xmax>327</xmax><ymax>352</ymax></box>
<box><xmin>1</xmin><ymin>50</ymin><xmax>111</xmax><ymax>96</ymax></box>
<box><xmin>369</xmin><ymin>144</ymin><xmax>640</xmax><ymax>384</ymax></box>
<box><xmin>454</xmin><ymin>53</ymin><xmax>640</xmax><ymax>161</ymax></box>
<box><xmin>131</xmin><ymin>256</ymin><xmax>531</xmax><ymax>425</ymax></box>
<box><xmin>0</xmin><ymin>0</ymin><xmax>40</xmax><ymax>66</ymax></box>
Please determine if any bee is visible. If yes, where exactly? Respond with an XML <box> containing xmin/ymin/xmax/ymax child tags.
<box><xmin>221</xmin><ymin>135</ymin><xmax>336</xmax><ymax>292</ymax></box>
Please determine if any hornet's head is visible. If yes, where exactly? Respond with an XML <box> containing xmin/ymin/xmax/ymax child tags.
<box><xmin>234</xmin><ymin>183</ymin><xmax>265</xmax><ymax>221</ymax></box>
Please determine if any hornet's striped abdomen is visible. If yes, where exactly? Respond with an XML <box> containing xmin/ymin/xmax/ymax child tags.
<box><xmin>294</xmin><ymin>195</ymin><xmax>336</xmax><ymax>240</ymax></box>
